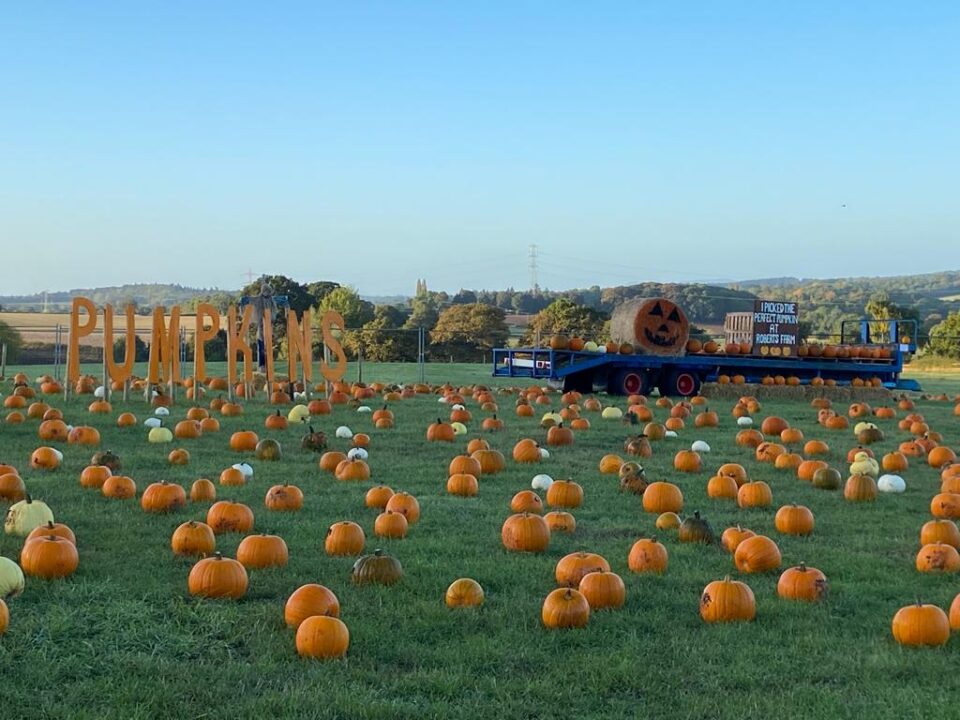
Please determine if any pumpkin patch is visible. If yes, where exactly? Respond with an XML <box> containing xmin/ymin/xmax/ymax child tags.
<box><xmin>0</xmin><ymin>360</ymin><xmax>956</xmax><ymax>716</ymax></box>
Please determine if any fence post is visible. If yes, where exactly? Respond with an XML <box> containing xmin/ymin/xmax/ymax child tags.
<box><xmin>63</xmin><ymin>329</ymin><xmax>70</xmax><ymax>403</ymax></box>
<box><xmin>53</xmin><ymin>325</ymin><xmax>62</xmax><ymax>381</ymax></box>
<box><xmin>102</xmin><ymin>342</ymin><xmax>110</xmax><ymax>403</ymax></box>
<box><xmin>0</xmin><ymin>343</ymin><xmax>6</xmax><ymax>380</ymax></box>
<box><xmin>418</xmin><ymin>326</ymin><xmax>426</xmax><ymax>383</ymax></box>
<box><xmin>323</xmin><ymin>341</ymin><xmax>331</xmax><ymax>397</ymax></box>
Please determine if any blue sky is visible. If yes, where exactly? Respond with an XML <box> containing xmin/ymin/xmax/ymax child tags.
<box><xmin>2</xmin><ymin>2</ymin><xmax>958</xmax><ymax>296</ymax></box>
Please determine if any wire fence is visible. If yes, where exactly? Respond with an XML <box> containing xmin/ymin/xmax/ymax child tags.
<box><xmin>2</xmin><ymin>323</ymin><xmax>958</xmax><ymax>382</ymax></box>
<box><xmin>0</xmin><ymin>325</ymin><xmax>506</xmax><ymax>384</ymax></box>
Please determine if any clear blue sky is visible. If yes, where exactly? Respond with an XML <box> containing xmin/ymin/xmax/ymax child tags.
<box><xmin>2</xmin><ymin>2</ymin><xmax>958</xmax><ymax>297</ymax></box>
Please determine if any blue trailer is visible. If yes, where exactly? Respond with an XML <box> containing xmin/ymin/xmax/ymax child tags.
<box><xmin>492</xmin><ymin>319</ymin><xmax>921</xmax><ymax>396</ymax></box>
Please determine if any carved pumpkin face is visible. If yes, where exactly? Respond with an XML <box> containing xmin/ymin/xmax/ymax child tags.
<box><xmin>634</xmin><ymin>299</ymin><xmax>689</xmax><ymax>353</ymax></box>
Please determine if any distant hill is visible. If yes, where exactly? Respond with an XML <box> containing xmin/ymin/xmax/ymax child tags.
<box><xmin>732</xmin><ymin>270</ymin><xmax>960</xmax><ymax>339</ymax></box>
<box><xmin>0</xmin><ymin>284</ymin><xmax>227</xmax><ymax>312</ymax></box>
<box><xmin>360</xmin><ymin>295</ymin><xmax>410</xmax><ymax>306</ymax></box>
<box><xmin>736</xmin><ymin>271</ymin><xmax>960</xmax><ymax>300</ymax></box>
<box><xmin>3</xmin><ymin>270</ymin><xmax>958</xmax><ymax>341</ymax></box>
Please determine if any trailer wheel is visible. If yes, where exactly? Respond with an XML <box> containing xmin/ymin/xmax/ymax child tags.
<box><xmin>608</xmin><ymin>369</ymin><xmax>653</xmax><ymax>397</ymax></box>
<box><xmin>660</xmin><ymin>370</ymin><xmax>701</xmax><ymax>398</ymax></box>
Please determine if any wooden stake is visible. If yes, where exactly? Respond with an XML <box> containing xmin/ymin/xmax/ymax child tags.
<box><xmin>102</xmin><ymin>345</ymin><xmax>110</xmax><ymax>403</ymax></box>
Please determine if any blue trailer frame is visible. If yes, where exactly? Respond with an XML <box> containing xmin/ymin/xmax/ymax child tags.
<box><xmin>492</xmin><ymin>319</ymin><xmax>921</xmax><ymax>396</ymax></box>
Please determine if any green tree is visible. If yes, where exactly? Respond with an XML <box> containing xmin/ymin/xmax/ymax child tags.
<box><xmin>865</xmin><ymin>292</ymin><xmax>920</xmax><ymax>344</ymax></box>
<box><xmin>317</xmin><ymin>287</ymin><xmax>375</xmax><ymax>329</ymax></box>
<box><xmin>405</xmin><ymin>293</ymin><xmax>440</xmax><ymax>330</ymax></box>
<box><xmin>240</xmin><ymin>274</ymin><xmax>315</xmax><ymax>318</ymax></box>
<box><xmin>348</xmin><ymin>306</ymin><xmax>418</xmax><ymax>362</ymax></box>
<box><xmin>113</xmin><ymin>335</ymin><xmax>149</xmax><ymax>363</ymax></box>
<box><xmin>927</xmin><ymin>312</ymin><xmax>960</xmax><ymax>359</ymax></box>
<box><xmin>430</xmin><ymin>304</ymin><xmax>509</xmax><ymax>361</ymax></box>
<box><xmin>305</xmin><ymin>281</ymin><xmax>340</xmax><ymax>308</ymax></box>
<box><xmin>186</xmin><ymin>291</ymin><xmax>235</xmax><ymax>313</ymax></box>
<box><xmin>185</xmin><ymin>329</ymin><xmax>228</xmax><ymax>362</ymax></box>
<box><xmin>0</xmin><ymin>320</ymin><xmax>23</xmax><ymax>362</ymax></box>
<box><xmin>452</xmin><ymin>289</ymin><xmax>477</xmax><ymax>305</ymax></box>
<box><xmin>521</xmin><ymin>298</ymin><xmax>608</xmax><ymax>345</ymax></box>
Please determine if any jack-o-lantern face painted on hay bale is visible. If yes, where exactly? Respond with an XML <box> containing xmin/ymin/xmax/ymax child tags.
<box><xmin>611</xmin><ymin>298</ymin><xmax>690</xmax><ymax>356</ymax></box>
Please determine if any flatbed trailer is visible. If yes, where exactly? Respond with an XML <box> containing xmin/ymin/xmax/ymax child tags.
<box><xmin>492</xmin><ymin>321</ymin><xmax>920</xmax><ymax>396</ymax></box>
<box><xmin>492</xmin><ymin>347</ymin><xmax>920</xmax><ymax>396</ymax></box>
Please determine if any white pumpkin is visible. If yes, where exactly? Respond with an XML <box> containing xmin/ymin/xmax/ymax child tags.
<box><xmin>144</xmin><ymin>417</ymin><xmax>162</xmax><ymax>428</ymax></box>
<box><xmin>451</xmin><ymin>404</ymin><xmax>466</xmax><ymax>411</ymax></box>
<box><xmin>147</xmin><ymin>426</ymin><xmax>173</xmax><ymax>443</ymax></box>
<box><xmin>347</xmin><ymin>447</ymin><xmax>369</xmax><ymax>460</ymax></box>
<box><xmin>736</xmin><ymin>416</ymin><xmax>754</xmax><ymax>428</ymax></box>
<box><xmin>287</xmin><ymin>404</ymin><xmax>310</xmax><ymax>422</ymax></box>
<box><xmin>538</xmin><ymin>447</ymin><xmax>550</xmax><ymax>460</ymax></box>
<box><xmin>452</xmin><ymin>422</ymin><xmax>468</xmax><ymax>435</ymax></box>
<box><xmin>665</xmin><ymin>430</ymin><xmax>679</xmax><ymax>439</ymax></box>
<box><xmin>541</xmin><ymin>412</ymin><xmax>563</xmax><ymax>425</ymax></box>
<box><xmin>0</xmin><ymin>556</ymin><xmax>25</xmax><ymax>599</ymax></box>
<box><xmin>601</xmin><ymin>407</ymin><xmax>623</xmax><ymax>420</ymax></box>
<box><xmin>583</xmin><ymin>341</ymin><xmax>599</xmax><ymax>352</ymax></box>
<box><xmin>853</xmin><ymin>421</ymin><xmax>876</xmax><ymax>435</ymax></box>
<box><xmin>356</xmin><ymin>406</ymin><xmax>372</xmax><ymax>413</ymax></box>
<box><xmin>878</xmin><ymin>474</ymin><xmax>906</xmax><ymax>493</ymax></box>
<box><xmin>691</xmin><ymin>440</ymin><xmax>711</xmax><ymax>453</ymax></box>
<box><xmin>154</xmin><ymin>406</ymin><xmax>170</xmax><ymax>417</ymax></box>
<box><xmin>335</xmin><ymin>426</ymin><xmax>353</xmax><ymax>439</ymax></box>
<box><xmin>94</xmin><ymin>385</ymin><xmax>105</xmax><ymax>399</ymax></box>
<box><xmin>52</xmin><ymin>448</ymin><xmax>63</xmax><ymax>463</ymax></box>
<box><xmin>531</xmin><ymin>474</ymin><xmax>554</xmax><ymax>491</ymax></box>
<box><xmin>4</xmin><ymin>496</ymin><xmax>55</xmax><ymax>537</ymax></box>
<box><xmin>232</xmin><ymin>462</ymin><xmax>254</xmax><ymax>479</ymax></box>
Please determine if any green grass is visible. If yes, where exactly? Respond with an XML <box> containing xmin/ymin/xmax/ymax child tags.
<box><xmin>1</xmin><ymin>364</ymin><xmax>959</xmax><ymax>719</ymax></box>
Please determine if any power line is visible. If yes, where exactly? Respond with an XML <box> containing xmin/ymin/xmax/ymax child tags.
<box><xmin>528</xmin><ymin>244</ymin><xmax>539</xmax><ymax>295</ymax></box>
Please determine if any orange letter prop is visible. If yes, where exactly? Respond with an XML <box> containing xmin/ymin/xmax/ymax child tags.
<box><xmin>321</xmin><ymin>310</ymin><xmax>347</xmax><ymax>382</ymax></box>
<box><xmin>287</xmin><ymin>309</ymin><xmax>313</xmax><ymax>383</ymax></box>
<box><xmin>104</xmin><ymin>304</ymin><xmax>136</xmax><ymax>384</ymax></box>
<box><xmin>193</xmin><ymin>304</ymin><xmax>221</xmax><ymax>383</ymax></box>
<box><xmin>68</xmin><ymin>297</ymin><xmax>98</xmax><ymax>383</ymax></box>
<box><xmin>226</xmin><ymin>304</ymin><xmax>254</xmax><ymax>386</ymax></box>
<box><xmin>262</xmin><ymin>308</ymin><xmax>275</xmax><ymax>383</ymax></box>
<box><xmin>148</xmin><ymin>307</ymin><xmax>182</xmax><ymax>384</ymax></box>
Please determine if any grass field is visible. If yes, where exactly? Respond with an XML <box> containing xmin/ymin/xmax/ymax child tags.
<box><xmin>1</xmin><ymin>363</ymin><xmax>959</xmax><ymax>719</ymax></box>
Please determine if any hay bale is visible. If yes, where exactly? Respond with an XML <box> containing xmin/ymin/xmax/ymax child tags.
<box><xmin>610</xmin><ymin>298</ymin><xmax>690</xmax><ymax>356</ymax></box>
<box><xmin>700</xmin><ymin>383</ymin><xmax>893</xmax><ymax>403</ymax></box>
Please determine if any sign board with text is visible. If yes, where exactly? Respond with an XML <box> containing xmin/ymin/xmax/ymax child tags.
<box><xmin>752</xmin><ymin>300</ymin><xmax>799</xmax><ymax>357</ymax></box>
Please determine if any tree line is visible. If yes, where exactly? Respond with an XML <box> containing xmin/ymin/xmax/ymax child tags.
<box><xmin>2</xmin><ymin>273</ymin><xmax>959</xmax><ymax>364</ymax></box>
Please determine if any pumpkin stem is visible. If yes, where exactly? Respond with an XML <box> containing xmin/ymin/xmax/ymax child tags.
<box><xmin>799</xmin><ymin>562</ymin><xmax>807</xmax><ymax>572</ymax></box>
<box><xmin>213</xmin><ymin>552</ymin><xmax>223</xmax><ymax>560</ymax></box>
<box><xmin>25</xmin><ymin>493</ymin><xmax>33</xmax><ymax>503</ymax></box>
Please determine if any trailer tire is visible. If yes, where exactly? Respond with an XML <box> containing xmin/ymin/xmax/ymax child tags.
<box><xmin>659</xmin><ymin>370</ymin><xmax>701</xmax><ymax>398</ymax></box>
<box><xmin>608</xmin><ymin>369</ymin><xmax>654</xmax><ymax>397</ymax></box>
